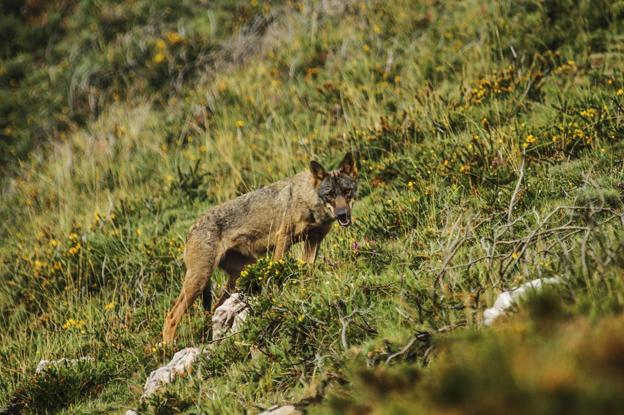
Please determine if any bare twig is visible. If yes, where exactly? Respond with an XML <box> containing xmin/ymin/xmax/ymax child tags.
<box><xmin>507</xmin><ymin>154</ymin><xmax>526</xmax><ymax>221</ymax></box>
<box><xmin>335</xmin><ymin>306</ymin><xmax>366</xmax><ymax>351</ymax></box>
<box><xmin>385</xmin><ymin>337</ymin><xmax>418</xmax><ymax>364</ymax></box>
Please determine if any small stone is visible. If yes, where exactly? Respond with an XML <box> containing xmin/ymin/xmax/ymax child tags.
<box><xmin>212</xmin><ymin>293</ymin><xmax>249</xmax><ymax>341</ymax></box>
<box><xmin>142</xmin><ymin>347</ymin><xmax>207</xmax><ymax>399</ymax></box>
<box><xmin>259</xmin><ymin>404</ymin><xmax>302</xmax><ymax>415</ymax></box>
<box><xmin>483</xmin><ymin>277</ymin><xmax>562</xmax><ymax>326</ymax></box>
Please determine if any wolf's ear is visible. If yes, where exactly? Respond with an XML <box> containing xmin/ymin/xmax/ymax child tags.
<box><xmin>339</xmin><ymin>152</ymin><xmax>358</xmax><ymax>178</ymax></box>
<box><xmin>310</xmin><ymin>161</ymin><xmax>327</xmax><ymax>182</ymax></box>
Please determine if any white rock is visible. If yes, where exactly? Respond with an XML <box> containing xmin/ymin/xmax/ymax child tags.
<box><xmin>35</xmin><ymin>357</ymin><xmax>94</xmax><ymax>373</ymax></box>
<box><xmin>212</xmin><ymin>293</ymin><xmax>249</xmax><ymax>341</ymax></box>
<box><xmin>142</xmin><ymin>347</ymin><xmax>206</xmax><ymax>399</ymax></box>
<box><xmin>259</xmin><ymin>405</ymin><xmax>302</xmax><ymax>415</ymax></box>
<box><xmin>125</xmin><ymin>411</ymin><xmax>138</xmax><ymax>415</ymax></box>
<box><xmin>483</xmin><ymin>277</ymin><xmax>562</xmax><ymax>326</ymax></box>
<box><xmin>139</xmin><ymin>293</ymin><xmax>250</xmax><ymax>400</ymax></box>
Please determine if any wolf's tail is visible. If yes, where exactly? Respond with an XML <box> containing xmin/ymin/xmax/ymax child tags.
<box><xmin>202</xmin><ymin>280</ymin><xmax>212</xmax><ymax>311</ymax></box>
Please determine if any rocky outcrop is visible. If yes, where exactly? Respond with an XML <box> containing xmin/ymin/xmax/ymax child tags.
<box><xmin>142</xmin><ymin>347</ymin><xmax>206</xmax><ymax>399</ymax></box>
<box><xmin>140</xmin><ymin>293</ymin><xmax>250</xmax><ymax>400</ymax></box>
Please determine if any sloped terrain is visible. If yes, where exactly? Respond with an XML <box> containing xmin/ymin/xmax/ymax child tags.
<box><xmin>2</xmin><ymin>0</ymin><xmax>624</xmax><ymax>413</ymax></box>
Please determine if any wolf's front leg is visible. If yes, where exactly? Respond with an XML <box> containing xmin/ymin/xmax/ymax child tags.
<box><xmin>301</xmin><ymin>223</ymin><xmax>332</xmax><ymax>264</ymax></box>
<box><xmin>273</xmin><ymin>229</ymin><xmax>292</xmax><ymax>261</ymax></box>
<box><xmin>302</xmin><ymin>238</ymin><xmax>321</xmax><ymax>264</ymax></box>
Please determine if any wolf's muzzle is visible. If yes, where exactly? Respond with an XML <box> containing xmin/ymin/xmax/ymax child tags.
<box><xmin>336</xmin><ymin>209</ymin><xmax>351</xmax><ymax>227</ymax></box>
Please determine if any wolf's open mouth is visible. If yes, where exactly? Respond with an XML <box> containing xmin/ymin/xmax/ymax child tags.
<box><xmin>338</xmin><ymin>218</ymin><xmax>351</xmax><ymax>227</ymax></box>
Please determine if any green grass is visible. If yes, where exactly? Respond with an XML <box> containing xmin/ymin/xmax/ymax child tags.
<box><xmin>1</xmin><ymin>0</ymin><xmax>624</xmax><ymax>413</ymax></box>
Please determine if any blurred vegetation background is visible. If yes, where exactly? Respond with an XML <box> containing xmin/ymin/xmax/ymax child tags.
<box><xmin>1</xmin><ymin>0</ymin><xmax>624</xmax><ymax>413</ymax></box>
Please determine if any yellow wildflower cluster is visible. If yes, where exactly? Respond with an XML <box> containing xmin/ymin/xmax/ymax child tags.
<box><xmin>579</xmin><ymin>108</ymin><xmax>597</xmax><ymax>119</ymax></box>
<box><xmin>152</xmin><ymin>31</ymin><xmax>185</xmax><ymax>64</ymax></box>
<box><xmin>468</xmin><ymin>67</ymin><xmax>516</xmax><ymax>105</ymax></box>
<box><xmin>68</xmin><ymin>243</ymin><xmax>82</xmax><ymax>256</ymax></box>
<box><xmin>523</xmin><ymin>134</ymin><xmax>537</xmax><ymax>148</ymax></box>
<box><xmin>553</xmin><ymin>60</ymin><xmax>577</xmax><ymax>75</ymax></box>
<box><xmin>165</xmin><ymin>31</ymin><xmax>185</xmax><ymax>45</ymax></box>
<box><xmin>62</xmin><ymin>318</ymin><xmax>86</xmax><ymax>331</ymax></box>
<box><xmin>238</xmin><ymin>256</ymin><xmax>302</xmax><ymax>294</ymax></box>
<box><xmin>153</xmin><ymin>39</ymin><xmax>166</xmax><ymax>64</ymax></box>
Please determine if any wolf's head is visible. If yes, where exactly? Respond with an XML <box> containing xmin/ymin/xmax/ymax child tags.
<box><xmin>310</xmin><ymin>152</ymin><xmax>358</xmax><ymax>227</ymax></box>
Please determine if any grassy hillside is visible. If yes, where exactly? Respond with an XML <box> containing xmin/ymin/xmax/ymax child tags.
<box><xmin>2</xmin><ymin>0</ymin><xmax>624</xmax><ymax>413</ymax></box>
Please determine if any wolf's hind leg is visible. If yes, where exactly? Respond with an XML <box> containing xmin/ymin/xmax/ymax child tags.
<box><xmin>163</xmin><ymin>256</ymin><xmax>215</xmax><ymax>345</ymax></box>
<box><xmin>202</xmin><ymin>280</ymin><xmax>212</xmax><ymax>311</ymax></box>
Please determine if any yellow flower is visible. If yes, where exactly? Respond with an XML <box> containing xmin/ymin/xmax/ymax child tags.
<box><xmin>407</xmin><ymin>181</ymin><xmax>414</xmax><ymax>188</ymax></box>
<box><xmin>511</xmin><ymin>252</ymin><xmax>519</xmax><ymax>260</ymax></box>
<box><xmin>236</xmin><ymin>120</ymin><xmax>245</xmax><ymax>128</ymax></box>
<box><xmin>68</xmin><ymin>243</ymin><xmax>81</xmax><ymax>256</ymax></box>
<box><xmin>165</xmin><ymin>31</ymin><xmax>184</xmax><ymax>45</ymax></box>
<box><xmin>298</xmin><ymin>314</ymin><xmax>305</xmax><ymax>322</ymax></box>
<box><xmin>155</xmin><ymin>39</ymin><xmax>166</xmax><ymax>50</ymax></box>
<box><xmin>152</xmin><ymin>51</ymin><xmax>166</xmax><ymax>64</ymax></box>
<box><xmin>49</xmin><ymin>239</ymin><xmax>59</xmax><ymax>247</ymax></box>
<box><xmin>524</xmin><ymin>134</ymin><xmax>538</xmax><ymax>148</ymax></box>
<box><xmin>459</xmin><ymin>164</ymin><xmax>471</xmax><ymax>174</ymax></box>
<box><xmin>362</xmin><ymin>44</ymin><xmax>370</xmax><ymax>52</ymax></box>
<box><xmin>580</xmin><ymin>108</ymin><xmax>597</xmax><ymax>118</ymax></box>
<box><xmin>104</xmin><ymin>302</ymin><xmax>115</xmax><ymax>311</ymax></box>
<box><xmin>617</xmin><ymin>88</ymin><xmax>624</xmax><ymax>97</ymax></box>
<box><xmin>69</xmin><ymin>233</ymin><xmax>79</xmax><ymax>242</ymax></box>
<box><xmin>62</xmin><ymin>318</ymin><xmax>86</xmax><ymax>331</ymax></box>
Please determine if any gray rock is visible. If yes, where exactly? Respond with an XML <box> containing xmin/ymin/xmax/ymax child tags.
<box><xmin>142</xmin><ymin>347</ymin><xmax>207</xmax><ymax>399</ymax></box>
<box><xmin>212</xmin><ymin>293</ymin><xmax>249</xmax><ymax>341</ymax></box>
<box><xmin>140</xmin><ymin>293</ymin><xmax>249</xmax><ymax>400</ymax></box>
<box><xmin>259</xmin><ymin>405</ymin><xmax>302</xmax><ymax>415</ymax></box>
<box><xmin>483</xmin><ymin>277</ymin><xmax>562</xmax><ymax>326</ymax></box>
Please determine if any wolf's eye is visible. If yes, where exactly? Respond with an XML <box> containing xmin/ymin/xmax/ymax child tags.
<box><xmin>343</xmin><ymin>189</ymin><xmax>352</xmax><ymax>198</ymax></box>
<box><xmin>323</xmin><ymin>190</ymin><xmax>335</xmax><ymax>201</ymax></box>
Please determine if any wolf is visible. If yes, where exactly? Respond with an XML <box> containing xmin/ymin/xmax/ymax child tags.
<box><xmin>162</xmin><ymin>152</ymin><xmax>358</xmax><ymax>344</ymax></box>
